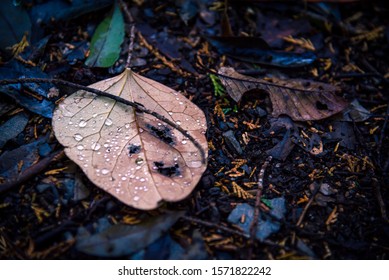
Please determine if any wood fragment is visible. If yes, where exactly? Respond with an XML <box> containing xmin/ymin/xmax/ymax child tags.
<box><xmin>283</xmin><ymin>35</ymin><xmax>315</xmax><ymax>51</ymax></box>
<box><xmin>231</xmin><ymin>181</ymin><xmax>253</xmax><ymax>199</ymax></box>
<box><xmin>296</xmin><ymin>183</ymin><xmax>321</xmax><ymax>227</ymax></box>
<box><xmin>325</xmin><ymin>206</ymin><xmax>338</xmax><ymax>226</ymax></box>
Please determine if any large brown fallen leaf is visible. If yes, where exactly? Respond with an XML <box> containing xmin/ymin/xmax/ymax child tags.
<box><xmin>218</xmin><ymin>67</ymin><xmax>348</xmax><ymax>121</ymax></box>
<box><xmin>52</xmin><ymin>68</ymin><xmax>208</xmax><ymax>210</ymax></box>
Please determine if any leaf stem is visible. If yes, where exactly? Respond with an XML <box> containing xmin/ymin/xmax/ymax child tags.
<box><xmin>125</xmin><ymin>24</ymin><xmax>136</xmax><ymax>68</ymax></box>
<box><xmin>0</xmin><ymin>77</ymin><xmax>207</xmax><ymax>164</ymax></box>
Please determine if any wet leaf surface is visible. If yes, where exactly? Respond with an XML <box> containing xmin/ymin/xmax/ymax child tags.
<box><xmin>52</xmin><ymin>68</ymin><xmax>208</xmax><ymax>210</ymax></box>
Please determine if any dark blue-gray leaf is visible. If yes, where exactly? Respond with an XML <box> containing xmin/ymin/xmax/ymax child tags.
<box><xmin>266</xmin><ymin>129</ymin><xmax>296</xmax><ymax>161</ymax></box>
<box><xmin>227</xmin><ymin>198</ymin><xmax>286</xmax><ymax>241</ymax></box>
<box><xmin>338</xmin><ymin>99</ymin><xmax>371</xmax><ymax>122</ymax></box>
<box><xmin>0</xmin><ymin>136</ymin><xmax>50</xmax><ymax>180</ymax></box>
<box><xmin>29</xmin><ymin>0</ymin><xmax>113</xmax><ymax>24</ymax></box>
<box><xmin>76</xmin><ymin>211</ymin><xmax>184</xmax><ymax>257</ymax></box>
<box><xmin>132</xmin><ymin>234</ymin><xmax>184</xmax><ymax>260</ymax></box>
<box><xmin>176</xmin><ymin>0</ymin><xmax>199</xmax><ymax>24</ymax></box>
<box><xmin>134</xmin><ymin>229</ymin><xmax>208</xmax><ymax>260</ymax></box>
<box><xmin>0</xmin><ymin>2</ymin><xmax>31</xmax><ymax>51</ymax></box>
<box><xmin>0</xmin><ymin>112</ymin><xmax>29</xmax><ymax>149</ymax></box>
<box><xmin>0</xmin><ymin>61</ymin><xmax>55</xmax><ymax>118</ymax></box>
<box><xmin>207</xmin><ymin>36</ymin><xmax>316</xmax><ymax>68</ymax></box>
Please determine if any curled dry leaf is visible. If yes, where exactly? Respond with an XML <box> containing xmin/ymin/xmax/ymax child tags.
<box><xmin>52</xmin><ymin>68</ymin><xmax>208</xmax><ymax>210</ymax></box>
<box><xmin>218</xmin><ymin>67</ymin><xmax>348</xmax><ymax>121</ymax></box>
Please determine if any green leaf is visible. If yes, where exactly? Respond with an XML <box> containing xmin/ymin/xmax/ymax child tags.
<box><xmin>0</xmin><ymin>2</ymin><xmax>31</xmax><ymax>51</ymax></box>
<box><xmin>209</xmin><ymin>73</ymin><xmax>225</xmax><ymax>97</ymax></box>
<box><xmin>85</xmin><ymin>2</ymin><xmax>124</xmax><ymax>68</ymax></box>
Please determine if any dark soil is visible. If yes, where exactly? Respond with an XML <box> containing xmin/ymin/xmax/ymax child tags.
<box><xmin>0</xmin><ymin>0</ymin><xmax>388</xmax><ymax>259</ymax></box>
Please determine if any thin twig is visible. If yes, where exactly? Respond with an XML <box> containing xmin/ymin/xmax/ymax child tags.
<box><xmin>0</xmin><ymin>78</ymin><xmax>207</xmax><ymax>164</ymax></box>
<box><xmin>137</xmin><ymin>32</ymin><xmax>192</xmax><ymax>77</ymax></box>
<box><xmin>126</xmin><ymin>25</ymin><xmax>136</xmax><ymax>68</ymax></box>
<box><xmin>334</xmin><ymin>72</ymin><xmax>380</xmax><ymax>79</ymax></box>
<box><xmin>248</xmin><ymin>156</ymin><xmax>272</xmax><ymax>258</ymax></box>
<box><xmin>372</xmin><ymin>178</ymin><xmax>389</xmax><ymax>223</ymax></box>
<box><xmin>182</xmin><ymin>215</ymin><xmax>298</xmax><ymax>254</ymax></box>
<box><xmin>197</xmin><ymin>64</ymin><xmax>341</xmax><ymax>95</ymax></box>
<box><xmin>119</xmin><ymin>0</ymin><xmax>136</xmax><ymax>68</ymax></box>
<box><xmin>118</xmin><ymin>0</ymin><xmax>134</xmax><ymax>23</ymax></box>
<box><xmin>181</xmin><ymin>215</ymin><xmax>249</xmax><ymax>238</ymax></box>
<box><xmin>296</xmin><ymin>183</ymin><xmax>320</xmax><ymax>227</ymax></box>
<box><xmin>378</xmin><ymin>102</ymin><xmax>389</xmax><ymax>167</ymax></box>
<box><xmin>360</xmin><ymin>57</ymin><xmax>389</xmax><ymax>86</ymax></box>
<box><xmin>119</xmin><ymin>0</ymin><xmax>191</xmax><ymax>77</ymax></box>
<box><xmin>0</xmin><ymin>150</ymin><xmax>63</xmax><ymax>194</ymax></box>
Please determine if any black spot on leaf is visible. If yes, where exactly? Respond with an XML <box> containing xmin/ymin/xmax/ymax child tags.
<box><xmin>153</xmin><ymin>161</ymin><xmax>181</xmax><ymax>177</ymax></box>
<box><xmin>316</xmin><ymin>101</ymin><xmax>328</xmax><ymax>110</ymax></box>
<box><xmin>128</xmin><ymin>144</ymin><xmax>141</xmax><ymax>155</ymax></box>
<box><xmin>154</xmin><ymin>161</ymin><xmax>164</xmax><ymax>167</ymax></box>
<box><xmin>146</xmin><ymin>124</ymin><xmax>175</xmax><ymax>145</ymax></box>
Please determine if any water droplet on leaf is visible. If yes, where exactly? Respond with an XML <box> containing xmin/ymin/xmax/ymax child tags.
<box><xmin>135</xmin><ymin>157</ymin><xmax>144</xmax><ymax>165</ymax></box>
<box><xmin>79</xmin><ymin>120</ymin><xmax>87</xmax><ymax>127</ymax></box>
<box><xmin>187</xmin><ymin>161</ymin><xmax>202</xmax><ymax>168</ymax></box>
<box><xmin>74</xmin><ymin>134</ymin><xmax>83</xmax><ymax>141</ymax></box>
<box><xmin>105</xmin><ymin>118</ymin><xmax>113</xmax><ymax>126</ymax></box>
<box><xmin>101</xmin><ymin>168</ymin><xmax>110</xmax><ymax>175</ymax></box>
<box><xmin>91</xmin><ymin>143</ymin><xmax>101</xmax><ymax>151</ymax></box>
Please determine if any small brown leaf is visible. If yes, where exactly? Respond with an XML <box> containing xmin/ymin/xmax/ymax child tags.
<box><xmin>52</xmin><ymin>68</ymin><xmax>208</xmax><ymax>210</ymax></box>
<box><xmin>218</xmin><ymin>67</ymin><xmax>348</xmax><ymax>121</ymax></box>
